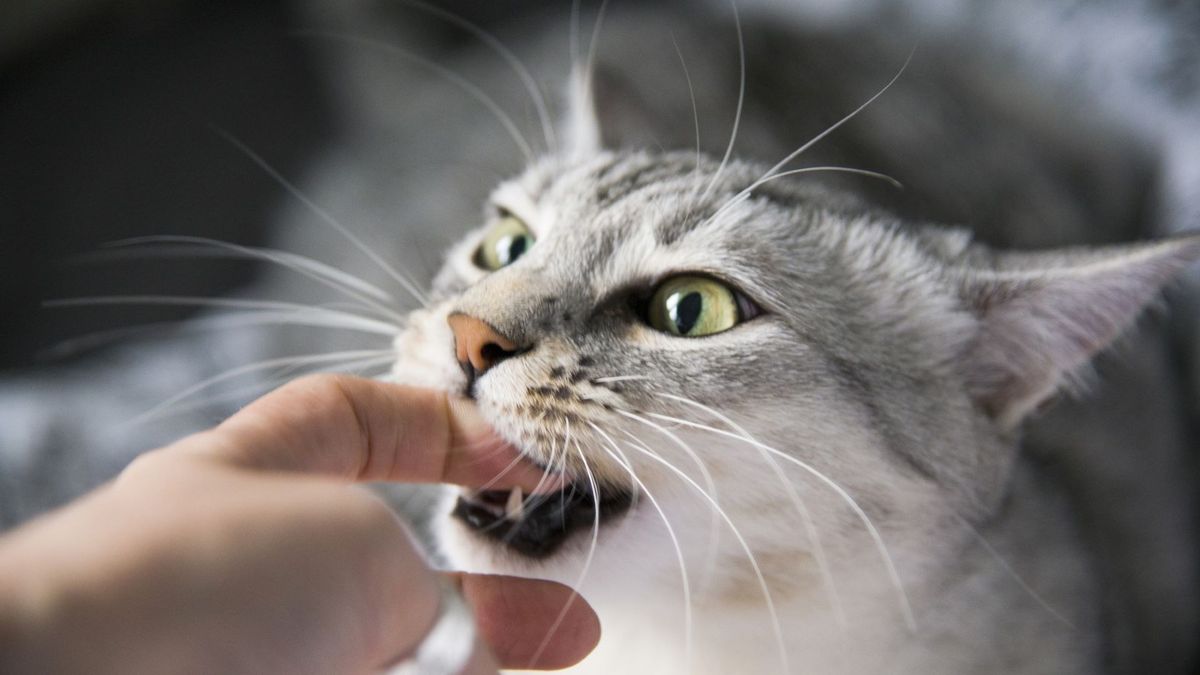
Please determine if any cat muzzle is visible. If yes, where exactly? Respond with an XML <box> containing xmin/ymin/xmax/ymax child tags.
<box><xmin>453</xmin><ymin>483</ymin><xmax>633</xmax><ymax>558</ymax></box>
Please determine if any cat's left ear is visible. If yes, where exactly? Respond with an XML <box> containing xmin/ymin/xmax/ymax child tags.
<box><xmin>562</xmin><ymin>63</ymin><xmax>665</xmax><ymax>158</ymax></box>
<box><xmin>563</xmin><ymin>65</ymin><xmax>603</xmax><ymax>158</ymax></box>
<box><xmin>957</xmin><ymin>235</ymin><xmax>1200</xmax><ymax>428</ymax></box>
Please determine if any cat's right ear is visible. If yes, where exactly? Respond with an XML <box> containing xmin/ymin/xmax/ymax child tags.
<box><xmin>956</xmin><ymin>234</ymin><xmax>1200</xmax><ymax>429</ymax></box>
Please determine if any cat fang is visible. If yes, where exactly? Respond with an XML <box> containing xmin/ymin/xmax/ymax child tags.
<box><xmin>453</xmin><ymin>483</ymin><xmax>634</xmax><ymax>558</ymax></box>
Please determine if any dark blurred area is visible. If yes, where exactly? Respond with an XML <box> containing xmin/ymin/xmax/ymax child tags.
<box><xmin>0</xmin><ymin>0</ymin><xmax>333</xmax><ymax>373</ymax></box>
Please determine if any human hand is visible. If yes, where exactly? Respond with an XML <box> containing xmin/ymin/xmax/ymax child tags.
<box><xmin>0</xmin><ymin>375</ymin><xmax>599</xmax><ymax>674</ymax></box>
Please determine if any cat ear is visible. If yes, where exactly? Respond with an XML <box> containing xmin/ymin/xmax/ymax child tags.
<box><xmin>958</xmin><ymin>235</ymin><xmax>1200</xmax><ymax>428</ymax></box>
<box><xmin>563</xmin><ymin>63</ymin><xmax>664</xmax><ymax>158</ymax></box>
<box><xmin>564</xmin><ymin>65</ymin><xmax>603</xmax><ymax>158</ymax></box>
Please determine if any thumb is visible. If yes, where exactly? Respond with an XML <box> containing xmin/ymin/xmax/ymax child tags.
<box><xmin>449</xmin><ymin>573</ymin><xmax>601</xmax><ymax>670</ymax></box>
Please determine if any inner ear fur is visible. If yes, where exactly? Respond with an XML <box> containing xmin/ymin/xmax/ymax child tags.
<box><xmin>957</xmin><ymin>234</ymin><xmax>1200</xmax><ymax>428</ymax></box>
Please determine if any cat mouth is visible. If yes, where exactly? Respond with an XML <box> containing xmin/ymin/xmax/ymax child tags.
<box><xmin>453</xmin><ymin>482</ymin><xmax>634</xmax><ymax>559</ymax></box>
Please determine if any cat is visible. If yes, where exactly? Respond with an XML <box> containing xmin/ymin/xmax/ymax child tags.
<box><xmin>3</xmin><ymin>1</ymin><xmax>1197</xmax><ymax>672</ymax></box>
<box><xmin>396</xmin><ymin>139</ymin><xmax>1199</xmax><ymax>674</ymax></box>
<box><xmin>369</xmin><ymin>4</ymin><xmax>1200</xmax><ymax>674</ymax></box>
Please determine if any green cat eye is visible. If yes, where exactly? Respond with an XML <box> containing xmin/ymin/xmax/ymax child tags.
<box><xmin>646</xmin><ymin>276</ymin><xmax>743</xmax><ymax>337</ymax></box>
<box><xmin>475</xmin><ymin>214</ymin><xmax>535</xmax><ymax>270</ymax></box>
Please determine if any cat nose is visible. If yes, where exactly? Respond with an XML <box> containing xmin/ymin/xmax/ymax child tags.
<box><xmin>447</xmin><ymin>313</ymin><xmax>522</xmax><ymax>377</ymax></box>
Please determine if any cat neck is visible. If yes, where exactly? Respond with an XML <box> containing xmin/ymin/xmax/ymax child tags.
<box><xmin>567</xmin><ymin>458</ymin><xmax>1099</xmax><ymax>675</ymax></box>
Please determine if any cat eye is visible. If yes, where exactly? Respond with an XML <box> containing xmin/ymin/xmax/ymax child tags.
<box><xmin>474</xmin><ymin>214</ymin><xmax>535</xmax><ymax>271</ymax></box>
<box><xmin>645</xmin><ymin>275</ymin><xmax>754</xmax><ymax>337</ymax></box>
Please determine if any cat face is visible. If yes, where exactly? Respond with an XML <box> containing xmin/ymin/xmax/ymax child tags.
<box><xmin>391</xmin><ymin>148</ymin><xmax>1012</xmax><ymax>608</ymax></box>
<box><xmin>392</xmin><ymin>133</ymin><xmax>1199</xmax><ymax>620</ymax></box>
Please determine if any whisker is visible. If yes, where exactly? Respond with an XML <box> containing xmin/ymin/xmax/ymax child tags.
<box><xmin>669</xmin><ymin>33</ymin><xmax>702</xmax><ymax>183</ymax></box>
<box><xmin>748</xmin><ymin>165</ymin><xmax>903</xmax><ymax>191</ymax></box>
<box><xmin>527</xmin><ymin>426</ymin><xmax>602</xmax><ymax>668</ymax></box>
<box><xmin>118</xmin><ymin>349</ymin><xmax>395</xmax><ymax>429</ymax></box>
<box><xmin>618</xmin><ymin>426</ymin><xmax>791</xmax><ymax>674</ymax></box>
<box><xmin>525</xmin><ymin>429</ymin><xmax>566</xmax><ymax>500</ymax></box>
<box><xmin>703</xmin><ymin>47</ymin><xmax>914</xmax><ymax>227</ymax></box>
<box><xmin>140</xmin><ymin>354</ymin><xmax>398</xmax><ymax>421</ymax></box>
<box><xmin>644</xmin><ymin>411</ymin><xmax>916</xmax><ymax>631</ymax></box>
<box><xmin>697</xmin><ymin>0</ymin><xmax>745</xmax><ymax>203</ymax></box>
<box><xmin>496</xmin><ymin>424</ymin><xmax>568</xmax><ymax>546</ymax></box>
<box><xmin>591</xmin><ymin>374</ymin><xmax>651</xmax><ymax>384</ymax></box>
<box><xmin>588</xmin><ymin>421</ymin><xmax>694</xmax><ymax>671</ymax></box>
<box><xmin>295</xmin><ymin>32</ymin><xmax>535</xmax><ymax>167</ymax></box>
<box><xmin>103</xmin><ymin>235</ymin><xmax>404</xmax><ymax>318</ymax></box>
<box><xmin>401</xmin><ymin>0</ymin><xmax>556</xmax><ymax>153</ymax></box>
<box><xmin>614</xmin><ymin>410</ymin><xmax>722</xmax><ymax>587</ymax></box>
<box><xmin>44</xmin><ymin>296</ymin><xmax>400</xmax><ymax>337</ymax></box>
<box><xmin>620</xmin><ymin>430</ymin><xmax>720</xmax><ymax>592</ymax></box>
<box><xmin>654</xmin><ymin>395</ymin><xmax>846</xmax><ymax>627</ymax></box>
<box><xmin>955</xmin><ymin>514</ymin><xmax>1076</xmax><ymax>629</ymax></box>
<box><xmin>209</xmin><ymin>126</ymin><xmax>433</xmax><ymax>307</ymax></box>
<box><xmin>756</xmin><ymin>47</ymin><xmax>914</xmax><ymax>184</ymax></box>
<box><xmin>41</xmin><ymin>308</ymin><xmax>398</xmax><ymax>361</ymax></box>
<box><xmin>472</xmin><ymin>451</ymin><xmax>536</xmax><ymax>495</ymax></box>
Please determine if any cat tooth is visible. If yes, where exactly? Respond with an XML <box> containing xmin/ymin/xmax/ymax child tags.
<box><xmin>506</xmin><ymin>486</ymin><xmax>525</xmax><ymax>520</ymax></box>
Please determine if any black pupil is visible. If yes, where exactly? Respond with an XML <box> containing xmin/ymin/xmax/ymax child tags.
<box><xmin>672</xmin><ymin>292</ymin><xmax>703</xmax><ymax>334</ymax></box>
<box><xmin>502</xmin><ymin>235</ymin><xmax>529</xmax><ymax>265</ymax></box>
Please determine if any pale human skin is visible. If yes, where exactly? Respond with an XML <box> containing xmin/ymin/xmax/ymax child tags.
<box><xmin>0</xmin><ymin>374</ymin><xmax>599</xmax><ymax>674</ymax></box>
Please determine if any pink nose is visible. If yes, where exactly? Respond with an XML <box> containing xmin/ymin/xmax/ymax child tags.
<box><xmin>447</xmin><ymin>313</ymin><xmax>520</xmax><ymax>375</ymax></box>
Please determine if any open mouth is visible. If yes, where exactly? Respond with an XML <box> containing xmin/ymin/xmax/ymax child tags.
<box><xmin>453</xmin><ymin>482</ymin><xmax>634</xmax><ymax>559</ymax></box>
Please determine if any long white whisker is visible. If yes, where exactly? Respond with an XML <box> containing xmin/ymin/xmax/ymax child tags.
<box><xmin>752</xmin><ymin>165</ymin><xmax>903</xmax><ymax>191</ymax></box>
<box><xmin>527</xmin><ymin>425</ymin><xmax>602</xmax><ymax>668</ymax></box>
<box><xmin>619</xmin><ymin>430</ymin><xmax>720</xmax><ymax>594</ymax></box>
<box><xmin>45</xmin><ymin>296</ymin><xmax>400</xmax><ymax>337</ymax></box>
<box><xmin>401</xmin><ymin>0</ymin><xmax>556</xmax><ymax>153</ymax></box>
<box><xmin>40</xmin><ymin>307</ymin><xmax>400</xmax><ymax>360</ymax></box>
<box><xmin>955</xmin><ymin>514</ymin><xmax>1076</xmax><ymax>629</ymax></box>
<box><xmin>296</xmin><ymin>32</ymin><xmax>535</xmax><ymax>167</ymax></box>
<box><xmin>120</xmin><ymin>349</ymin><xmax>394</xmax><ymax>429</ymax></box>
<box><xmin>704</xmin><ymin>166</ymin><xmax>904</xmax><ymax>231</ymax></box>
<box><xmin>669</xmin><ymin>33</ymin><xmax>702</xmax><ymax>181</ymax></box>
<box><xmin>618</xmin><ymin>426</ymin><xmax>790</xmax><ymax>674</ymax></box>
<box><xmin>525</xmin><ymin>427</ymin><xmax>566</xmax><ymax>499</ymax></box>
<box><xmin>134</xmin><ymin>354</ymin><xmax>397</xmax><ymax>421</ymax></box>
<box><xmin>645</xmin><ymin>411</ymin><xmax>916</xmax><ymax>631</ymax></box>
<box><xmin>209</xmin><ymin>127</ymin><xmax>432</xmax><ymax>307</ymax></box>
<box><xmin>704</xmin><ymin>48</ymin><xmax>914</xmax><ymax>228</ymax></box>
<box><xmin>758</xmin><ymin>48</ymin><xmax>913</xmax><ymax>183</ymax></box>
<box><xmin>654</xmin><ymin>395</ymin><xmax>846</xmax><ymax>627</ymax></box>
<box><xmin>588</xmin><ymin>421</ymin><xmax>694</xmax><ymax>671</ymax></box>
<box><xmin>591</xmin><ymin>374</ymin><xmax>652</xmax><ymax>384</ymax></box>
<box><xmin>104</xmin><ymin>235</ymin><xmax>403</xmax><ymax>318</ymax></box>
<box><xmin>614</xmin><ymin>411</ymin><xmax>722</xmax><ymax>587</ymax></box>
<box><xmin>697</xmin><ymin>0</ymin><xmax>744</xmax><ymax>203</ymax></box>
<box><xmin>474</xmin><ymin>452</ymin><xmax>536</xmax><ymax>495</ymax></box>
<box><xmin>498</xmin><ymin>420</ymin><xmax>571</xmax><ymax>547</ymax></box>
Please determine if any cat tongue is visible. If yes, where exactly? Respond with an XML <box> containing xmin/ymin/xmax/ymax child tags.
<box><xmin>447</xmin><ymin>397</ymin><xmax>567</xmax><ymax>494</ymax></box>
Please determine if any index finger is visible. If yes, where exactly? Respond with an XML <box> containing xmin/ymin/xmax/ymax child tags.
<box><xmin>170</xmin><ymin>374</ymin><xmax>554</xmax><ymax>490</ymax></box>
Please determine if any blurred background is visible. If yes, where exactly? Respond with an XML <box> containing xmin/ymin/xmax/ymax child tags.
<box><xmin>1</xmin><ymin>0</ymin><xmax>328</xmax><ymax>371</ymax></box>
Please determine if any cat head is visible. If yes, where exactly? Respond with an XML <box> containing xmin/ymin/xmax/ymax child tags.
<box><xmin>391</xmin><ymin>69</ymin><xmax>1200</xmax><ymax>612</ymax></box>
